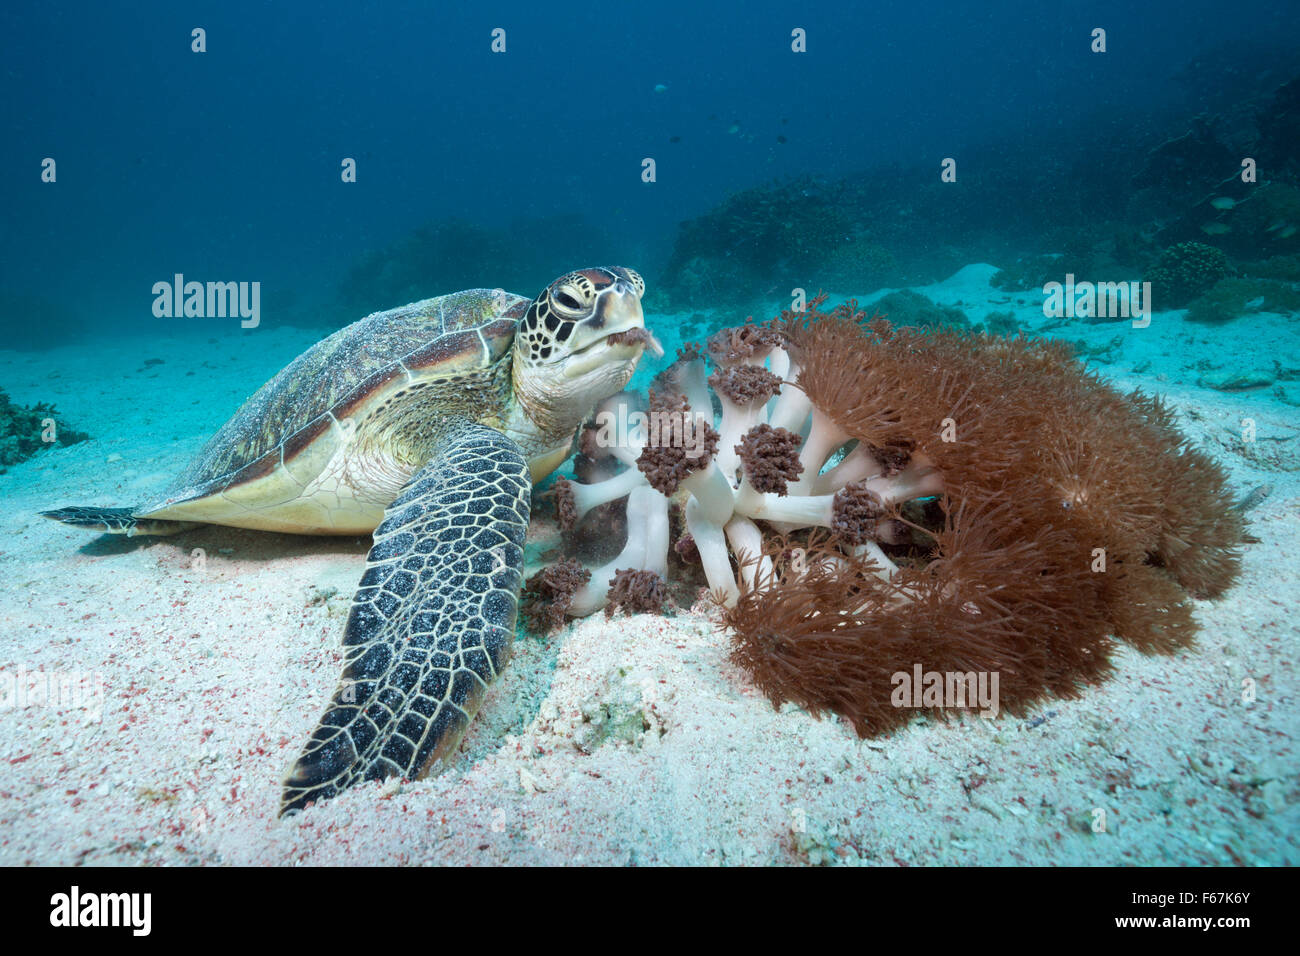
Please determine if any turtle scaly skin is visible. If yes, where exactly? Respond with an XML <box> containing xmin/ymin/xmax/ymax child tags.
<box><xmin>281</xmin><ymin>421</ymin><xmax>531</xmax><ymax>813</ymax></box>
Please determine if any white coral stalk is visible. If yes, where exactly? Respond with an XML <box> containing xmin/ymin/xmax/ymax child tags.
<box><xmin>680</xmin><ymin>458</ymin><xmax>735</xmax><ymax>527</ymax></box>
<box><xmin>678</xmin><ymin>358</ymin><xmax>713</xmax><ymax>420</ymax></box>
<box><xmin>862</xmin><ymin>456</ymin><xmax>945</xmax><ymax>505</ymax></box>
<box><xmin>568</xmin><ymin>485</ymin><xmax>659</xmax><ymax>616</ymax></box>
<box><xmin>724</xmin><ymin>515</ymin><xmax>774</xmax><ymax>592</ymax></box>
<box><xmin>687</xmin><ymin>497</ymin><xmax>740</xmax><ymax>607</ymax></box>
<box><xmin>566</xmin><ymin>467</ymin><xmax>650</xmax><ymax>525</ymax></box>
<box><xmin>790</xmin><ymin>405</ymin><xmax>851</xmax><ymax>495</ymax></box>
<box><xmin>714</xmin><ymin>395</ymin><xmax>768</xmax><ymax>486</ymax></box>
<box><xmin>767</xmin><ymin>367</ymin><xmax>811</xmax><ymax>433</ymax></box>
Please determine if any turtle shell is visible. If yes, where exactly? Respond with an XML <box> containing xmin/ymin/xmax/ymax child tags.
<box><xmin>142</xmin><ymin>289</ymin><xmax>530</xmax><ymax>517</ymax></box>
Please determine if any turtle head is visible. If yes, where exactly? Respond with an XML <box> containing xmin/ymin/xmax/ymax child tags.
<box><xmin>512</xmin><ymin>267</ymin><xmax>661</xmax><ymax>447</ymax></box>
<box><xmin>516</xmin><ymin>266</ymin><xmax>655</xmax><ymax>373</ymax></box>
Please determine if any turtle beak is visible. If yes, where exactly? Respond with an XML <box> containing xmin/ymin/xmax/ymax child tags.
<box><xmin>594</xmin><ymin>280</ymin><xmax>644</xmax><ymax>332</ymax></box>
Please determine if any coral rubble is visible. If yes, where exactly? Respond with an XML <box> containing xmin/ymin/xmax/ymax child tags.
<box><xmin>0</xmin><ymin>387</ymin><xmax>89</xmax><ymax>470</ymax></box>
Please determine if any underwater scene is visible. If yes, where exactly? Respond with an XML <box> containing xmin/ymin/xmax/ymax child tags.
<box><xmin>1</xmin><ymin>0</ymin><xmax>1298</xmax><ymax>874</ymax></box>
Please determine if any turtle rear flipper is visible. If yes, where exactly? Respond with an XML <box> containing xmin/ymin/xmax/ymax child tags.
<box><xmin>40</xmin><ymin>506</ymin><xmax>198</xmax><ymax>536</ymax></box>
<box><xmin>281</xmin><ymin>421</ymin><xmax>530</xmax><ymax>816</ymax></box>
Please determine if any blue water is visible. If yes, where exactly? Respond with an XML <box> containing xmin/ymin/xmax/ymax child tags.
<box><xmin>3</xmin><ymin>0</ymin><xmax>1298</xmax><ymax>349</ymax></box>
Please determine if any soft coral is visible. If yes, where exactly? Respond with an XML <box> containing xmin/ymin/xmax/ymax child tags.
<box><xmin>531</xmin><ymin>298</ymin><xmax>1244</xmax><ymax>738</ymax></box>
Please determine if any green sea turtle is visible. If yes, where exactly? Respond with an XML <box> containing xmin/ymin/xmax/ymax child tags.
<box><xmin>42</xmin><ymin>266</ymin><xmax>657</xmax><ymax>814</ymax></box>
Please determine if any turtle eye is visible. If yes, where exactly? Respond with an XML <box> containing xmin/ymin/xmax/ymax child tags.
<box><xmin>553</xmin><ymin>289</ymin><xmax>584</xmax><ymax>313</ymax></box>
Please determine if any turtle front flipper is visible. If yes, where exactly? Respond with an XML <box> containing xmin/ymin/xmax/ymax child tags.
<box><xmin>40</xmin><ymin>506</ymin><xmax>199</xmax><ymax>536</ymax></box>
<box><xmin>281</xmin><ymin>420</ymin><xmax>531</xmax><ymax>816</ymax></box>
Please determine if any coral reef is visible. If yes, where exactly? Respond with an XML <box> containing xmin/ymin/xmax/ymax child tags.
<box><xmin>1144</xmin><ymin>241</ymin><xmax>1233</xmax><ymax>308</ymax></box>
<box><xmin>1128</xmin><ymin>71</ymin><xmax>1300</xmax><ymax>252</ymax></box>
<box><xmin>991</xmin><ymin>224</ymin><xmax>1146</xmax><ymax>306</ymax></box>
<box><xmin>1216</xmin><ymin>183</ymin><xmax>1300</xmax><ymax>253</ymax></box>
<box><xmin>1239</xmin><ymin>254</ymin><xmax>1300</xmax><ymax>282</ymax></box>
<box><xmin>533</xmin><ymin>297</ymin><xmax>1245</xmax><ymax>739</ymax></box>
<box><xmin>1185</xmin><ymin>277</ymin><xmax>1300</xmax><ymax>324</ymax></box>
<box><xmin>1150</xmin><ymin>181</ymin><xmax>1300</xmax><ymax>261</ymax></box>
<box><xmin>0</xmin><ymin>387</ymin><xmax>89</xmax><ymax>470</ymax></box>
<box><xmin>817</xmin><ymin>238</ymin><xmax>900</xmax><ymax>294</ymax></box>
<box><xmin>981</xmin><ymin>311</ymin><xmax>1021</xmax><ymax>336</ymax></box>
<box><xmin>870</xmin><ymin>289</ymin><xmax>971</xmax><ymax>329</ymax></box>
<box><xmin>659</xmin><ymin>176</ymin><xmax>861</xmax><ymax>307</ymax></box>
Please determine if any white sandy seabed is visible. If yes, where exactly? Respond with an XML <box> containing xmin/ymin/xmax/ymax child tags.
<box><xmin>0</xmin><ymin>264</ymin><xmax>1296</xmax><ymax>866</ymax></box>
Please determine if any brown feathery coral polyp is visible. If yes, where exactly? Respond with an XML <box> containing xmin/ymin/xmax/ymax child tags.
<box><xmin>710</xmin><ymin>366</ymin><xmax>784</xmax><ymax>482</ymax></box>
<box><xmin>606</xmin><ymin>327</ymin><xmax>665</xmax><ymax>357</ymax></box>
<box><xmin>634</xmin><ymin>400</ymin><xmax>738</xmax><ymax>604</ymax></box>
<box><xmin>553</xmin><ymin>470</ymin><xmax>645</xmax><ymax>530</ymax></box>
<box><xmin>653</xmin><ymin>349</ymin><xmax>713</xmax><ymax>417</ymax></box>
<box><xmin>606</xmin><ymin>568</ymin><xmax>668</xmax><ymax>618</ymax></box>
<box><xmin>520</xmin><ymin>558</ymin><xmax>592</xmax><ymax>634</ymax></box>
<box><xmin>635</xmin><ymin>399</ymin><xmax>730</xmax><ymax>522</ymax></box>
<box><xmin>705</xmin><ymin>322</ymin><xmax>784</xmax><ymax>367</ymax></box>
<box><xmin>735</xmin><ymin>423</ymin><xmax>803</xmax><ymax>494</ymax></box>
<box><xmin>724</xmin><ymin>301</ymin><xmax>1245</xmax><ymax>737</ymax></box>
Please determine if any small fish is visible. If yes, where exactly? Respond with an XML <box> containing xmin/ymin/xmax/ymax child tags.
<box><xmin>1200</xmin><ymin>222</ymin><xmax>1231</xmax><ymax>235</ymax></box>
<box><xmin>1279</xmin><ymin>225</ymin><xmax>1298</xmax><ymax>239</ymax></box>
<box><xmin>1232</xmin><ymin>484</ymin><xmax>1272</xmax><ymax>513</ymax></box>
<box><xmin>1210</xmin><ymin>197</ymin><xmax>1238</xmax><ymax>210</ymax></box>
<box><xmin>776</xmin><ymin>135</ymin><xmax>787</xmax><ymax>144</ymax></box>
<box><xmin>727</xmin><ymin>123</ymin><xmax>740</xmax><ymax>134</ymax></box>
<box><xmin>653</xmin><ymin>83</ymin><xmax>668</xmax><ymax>94</ymax></box>
<box><xmin>669</xmin><ymin>135</ymin><xmax>681</xmax><ymax>143</ymax></box>
<box><xmin>1266</xmin><ymin>220</ymin><xmax>1286</xmax><ymax>232</ymax></box>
